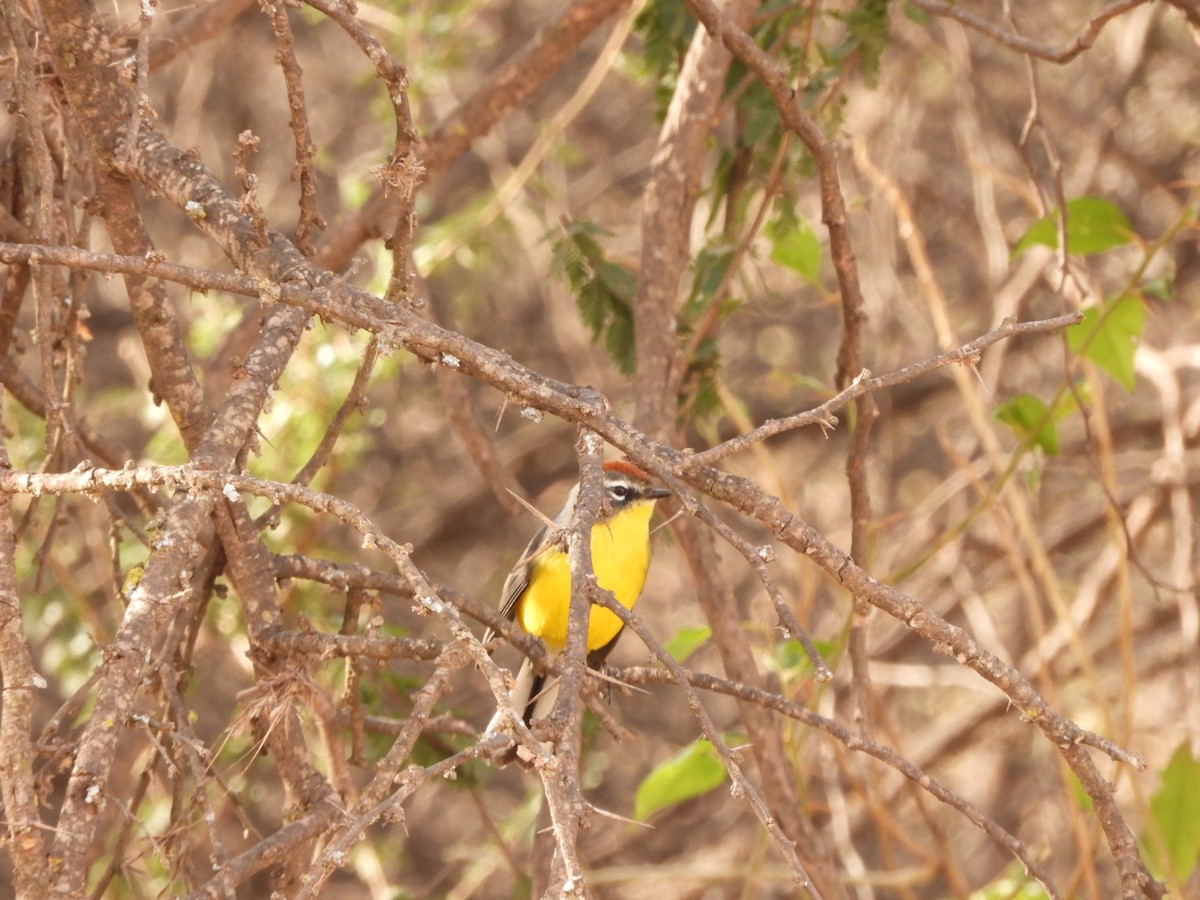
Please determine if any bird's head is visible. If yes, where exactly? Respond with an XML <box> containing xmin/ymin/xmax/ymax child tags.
<box><xmin>602</xmin><ymin>460</ymin><xmax>671</xmax><ymax>515</ymax></box>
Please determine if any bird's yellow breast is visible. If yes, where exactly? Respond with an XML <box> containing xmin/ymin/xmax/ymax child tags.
<box><xmin>516</xmin><ymin>501</ymin><xmax>656</xmax><ymax>652</ymax></box>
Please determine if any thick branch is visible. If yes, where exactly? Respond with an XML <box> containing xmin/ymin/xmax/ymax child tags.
<box><xmin>633</xmin><ymin>0</ymin><xmax>757</xmax><ymax>433</ymax></box>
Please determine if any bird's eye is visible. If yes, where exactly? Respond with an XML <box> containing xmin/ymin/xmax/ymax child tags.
<box><xmin>610</xmin><ymin>484</ymin><xmax>630</xmax><ymax>501</ymax></box>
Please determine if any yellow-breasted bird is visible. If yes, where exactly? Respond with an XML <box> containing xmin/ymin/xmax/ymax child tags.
<box><xmin>484</xmin><ymin>460</ymin><xmax>671</xmax><ymax>735</ymax></box>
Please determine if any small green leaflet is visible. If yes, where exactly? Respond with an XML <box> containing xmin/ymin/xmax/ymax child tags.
<box><xmin>769</xmin><ymin>217</ymin><xmax>821</xmax><ymax>284</ymax></box>
<box><xmin>1142</xmin><ymin>275</ymin><xmax>1174</xmax><ymax>303</ymax></box>
<box><xmin>902</xmin><ymin>1</ymin><xmax>930</xmax><ymax>24</ymax></box>
<box><xmin>1067</xmin><ymin>768</ymin><xmax>1094</xmax><ymax>814</ymax></box>
<box><xmin>549</xmin><ymin>220</ymin><xmax>638</xmax><ymax>376</ymax></box>
<box><xmin>994</xmin><ymin>394</ymin><xmax>1068</xmax><ymax>455</ymax></box>
<box><xmin>1013</xmin><ymin>197</ymin><xmax>1133</xmax><ymax>256</ymax></box>
<box><xmin>1147</xmin><ymin>742</ymin><xmax>1200</xmax><ymax>885</ymax></box>
<box><xmin>1066</xmin><ymin>294</ymin><xmax>1144</xmax><ymax>391</ymax></box>
<box><xmin>685</xmin><ymin>245</ymin><xmax>736</xmax><ymax>319</ymax></box>
<box><xmin>634</xmin><ymin>739</ymin><xmax>727</xmax><ymax>820</ymax></box>
<box><xmin>769</xmin><ymin>637</ymin><xmax>840</xmax><ymax>677</ymax></box>
<box><xmin>663</xmin><ymin>625</ymin><xmax>711</xmax><ymax>663</ymax></box>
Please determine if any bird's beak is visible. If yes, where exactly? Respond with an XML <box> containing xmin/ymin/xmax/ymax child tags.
<box><xmin>646</xmin><ymin>486</ymin><xmax>672</xmax><ymax>500</ymax></box>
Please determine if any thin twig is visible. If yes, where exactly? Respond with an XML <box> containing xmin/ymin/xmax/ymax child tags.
<box><xmin>263</xmin><ymin>0</ymin><xmax>321</xmax><ymax>255</ymax></box>
<box><xmin>686</xmin><ymin>314</ymin><xmax>1082</xmax><ymax>468</ymax></box>
<box><xmin>909</xmin><ymin>0</ymin><xmax>1151</xmax><ymax>64</ymax></box>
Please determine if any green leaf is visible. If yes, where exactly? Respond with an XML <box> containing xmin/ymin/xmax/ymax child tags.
<box><xmin>769</xmin><ymin>218</ymin><xmax>821</xmax><ymax>284</ymax></box>
<box><xmin>548</xmin><ymin>220</ymin><xmax>639</xmax><ymax>375</ymax></box>
<box><xmin>1147</xmin><ymin>742</ymin><xmax>1200</xmax><ymax>884</ymax></box>
<box><xmin>835</xmin><ymin>0</ymin><xmax>890</xmax><ymax>86</ymax></box>
<box><xmin>685</xmin><ymin>245</ymin><xmax>736</xmax><ymax>319</ymax></box>
<box><xmin>635</xmin><ymin>739</ymin><xmax>727</xmax><ymax>820</ymax></box>
<box><xmin>634</xmin><ymin>0</ymin><xmax>696</xmax><ymax>84</ymax></box>
<box><xmin>576</xmin><ymin>280</ymin><xmax>608</xmax><ymax>336</ymax></box>
<box><xmin>902</xmin><ymin>2</ymin><xmax>930</xmax><ymax>24</ymax></box>
<box><xmin>769</xmin><ymin>638</ymin><xmax>839</xmax><ymax>677</ymax></box>
<box><xmin>1066</xmin><ymin>294</ymin><xmax>1144</xmax><ymax>391</ymax></box>
<box><xmin>664</xmin><ymin>625</ymin><xmax>711</xmax><ymax>663</ymax></box>
<box><xmin>739</xmin><ymin>81</ymin><xmax>783</xmax><ymax>147</ymax></box>
<box><xmin>994</xmin><ymin>395</ymin><xmax>1063</xmax><ymax>455</ymax></box>
<box><xmin>1067</xmin><ymin>769</ymin><xmax>1094</xmax><ymax>813</ymax></box>
<box><xmin>1142</xmin><ymin>276</ymin><xmax>1174</xmax><ymax>303</ymax></box>
<box><xmin>690</xmin><ymin>370</ymin><xmax>722</xmax><ymax>421</ymax></box>
<box><xmin>1013</xmin><ymin>197</ymin><xmax>1133</xmax><ymax>256</ymax></box>
<box><xmin>604</xmin><ymin>306</ymin><xmax>637</xmax><ymax>376</ymax></box>
<box><xmin>595</xmin><ymin>259</ymin><xmax>637</xmax><ymax>306</ymax></box>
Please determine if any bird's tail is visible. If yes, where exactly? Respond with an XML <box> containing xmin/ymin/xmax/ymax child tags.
<box><xmin>485</xmin><ymin>658</ymin><xmax>558</xmax><ymax>759</ymax></box>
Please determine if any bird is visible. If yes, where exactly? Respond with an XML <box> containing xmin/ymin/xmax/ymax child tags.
<box><xmin>483</xmin><ymin>459</ymin><xmax>671</xmax><ymax>742</ymax></box>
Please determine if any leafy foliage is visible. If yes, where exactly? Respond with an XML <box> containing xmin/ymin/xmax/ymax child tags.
<box><xmin>833</xmin><ymin>0</ymin><xmax>892</xmax><ymax>86</ymax></box>
<box><xmin>633</xmin><ymin>0</ymin><xmax>695</xmax><ymax>112</ymax></box>
<box><xmin>549</xmin><ymin>220</ymin><xmax>638</xmax><ymax>375</ymax></box>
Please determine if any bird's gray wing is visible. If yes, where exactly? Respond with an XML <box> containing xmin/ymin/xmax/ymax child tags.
<box><xmin>482</xmin><ymin>521</ymin><xmax>549</xmax><ymax>647</ymax></box>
